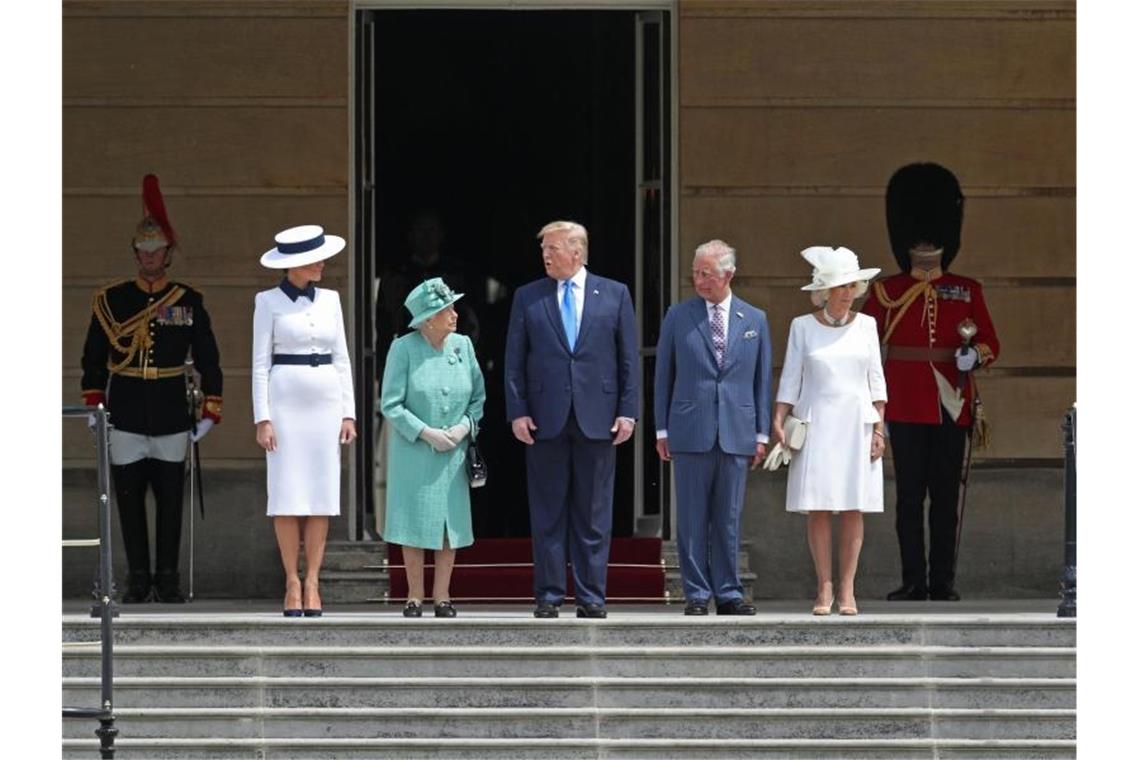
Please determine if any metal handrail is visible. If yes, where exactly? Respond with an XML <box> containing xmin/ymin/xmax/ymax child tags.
<box><xmin>1057</xmin><ymin>404</ymin><xmax>1076</xmax><ymax>618</ymax></box>
<box><xmin>61</xmin><ymin>404</ymin><xmax>118</xmax><ymax>757</ymax></box>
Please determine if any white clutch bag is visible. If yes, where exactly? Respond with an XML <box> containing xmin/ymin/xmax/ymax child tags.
<box><xmin>783</xmin><ymin>415</ymin><xmax>807</xmax><ymax>451</ymax></box>
<box><xmin>762</xmin><ymin>416</ymin><xmax>807</xmax><ymax>472</ymax></box>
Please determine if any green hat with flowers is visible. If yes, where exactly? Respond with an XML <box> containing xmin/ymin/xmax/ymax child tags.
<box><xmin>404</xmin><ymin>277</ymin><xmax>465</xmax><ymax>328</ymax></box>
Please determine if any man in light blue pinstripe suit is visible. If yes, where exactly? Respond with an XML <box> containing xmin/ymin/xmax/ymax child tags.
<box><xmin>654</xmin><ymin>240</ymin><xmax>772</xmax><ymax>615</ymax></box>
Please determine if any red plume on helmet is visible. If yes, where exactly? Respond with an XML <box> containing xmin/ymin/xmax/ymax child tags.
<box><xmin>133</xmin><ymin>174</ymin><xmax>177</xmax><ymax>252</ymax></box>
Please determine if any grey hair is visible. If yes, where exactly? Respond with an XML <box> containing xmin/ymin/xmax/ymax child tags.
<box><xmin>693</xmin><ymin>239</ymin><xmax>737</xmax><ymax>274</ymax></box>
<box><xmin>810</xmin><ymin>280</ymin><xmax>869</xmax><ymax>308</ymax></box>
<box><xmin>537</xmin><ymin>220</ymin><xmax>589</xmax><ymax>264</ymax></box>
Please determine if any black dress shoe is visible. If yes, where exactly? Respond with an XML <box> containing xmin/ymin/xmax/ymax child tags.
<box><xmin>302</xmin><ymin>608</ymin><xmax>323</xmax><ymax>618</ymax></box>
<box><xmin>153</xmin><ymin>572</ymin><xmax>186</xmax><ymax>604</ymax></box>
<box><xmin>283</xmin><ymin>608</ymin><xmax>303</xmax><ymax>618</ymax></box>
<box><xmin>434</xmin><ymin>600</ymin><xmax>457</xmax><ymax>618</ymax></box>
<box><xmin>575</xmin><ymin>603</ymin><xmax>607</xmax><ymax>619</ymax></box>
<box><xmin>684</xmin><ymin>601</ymin><xmax>709</xmax><ymax>616</ymax></box>
<box><xmin>120</xmin><ymin>571</ymin><xmax>153</xmax><ymax>604</ymax></box>
<box><xmin>886</xmin><ymin>584</ymin><xmax>929</xmax><ymax>601</ymax></box>
<box><xmin>402</xmin><ymin>600</ymin><xmax>423</xmax><ymax>618</ymax></box>
<box><xmin>928</xmin><ymin>585</ymin><xmax>961</xmax><ymax>601</ymax></box>
<box><xmin>533</xmin><ymin>602</ymin><xmax>560</xmax><ymax>618</ymax></box>
<box><xmin>715</xmin><ymin>599</ymin><xmax>756</xmax><ymax>616</ymax></box>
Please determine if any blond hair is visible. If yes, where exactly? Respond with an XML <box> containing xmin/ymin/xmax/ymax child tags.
<box><xmin>810</xmin><ymin>280</ymin><xmax>869</xmax><ymax>308</ymax></box>
<box><xmin>537</xmin><ymin>220</ymin><xmax>589</xmax><ymax>263</ymax></box>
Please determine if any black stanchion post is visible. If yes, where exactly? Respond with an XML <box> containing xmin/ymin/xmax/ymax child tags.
<box><xmin>1057</xmin><ymin>405</ymin><xmax>1076</xmax><ymax>618</ymax></box>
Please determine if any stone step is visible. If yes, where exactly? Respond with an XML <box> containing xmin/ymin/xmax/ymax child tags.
<box><xmin>60</xmin><ymin>706</ymin><xmax>1076</xmax><ymax>740</ymax></box>
<box><xmin>63</xmin><ymin>645</ymin><xmax>1075</xmax><ymax>680</ymax></box>
<box><xmin>317</xmin><ymin>571</ymin><xmax>389</xmax><ymax>603</ymax></box>
<box><xmin>321</xmin><ymin>540</ymin><xmax>385</xmax><ymax>572</ymax></box>
<box><xmin>63</xmin><ymin>676</ymin><xmax>1076</xmax><ymax>710</ymax></box>
<box><xmin>61</xmin><ymin>615</ymin><xmax>1077</xmax><ymax>649</ymax></box>
<box><xmin>59</xmin><ymin>736</ymin><xmax>1078</xmax><ymax>759</ymax></box>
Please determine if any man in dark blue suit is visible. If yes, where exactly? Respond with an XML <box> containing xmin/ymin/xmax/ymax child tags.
<box><xmin>505</xmin><ymin>221</ymin><xmax>639</xmax><ymax>619</ymax></box>
<box><xmin>654</xmin><ymin>239</ymin><xmax>772</xmax><ymax>616</ymax></box>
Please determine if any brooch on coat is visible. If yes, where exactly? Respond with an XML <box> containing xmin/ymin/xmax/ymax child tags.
<box><xmin>447</xmin><ymin>347</ymin><xmax>462</xmax><ymax>365</ymax></box>
<box><xmin>743</xmin><ymin>329</ymin><xmax>758</xmax><ymax>339</ymax></box>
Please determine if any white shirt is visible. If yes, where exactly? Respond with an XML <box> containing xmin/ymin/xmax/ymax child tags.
<box><xmin>706</xmin><ymin>293</ymin><xmax>732</xmax><ymax>336</ymax></box>
<box><xmin>658</xmin><ymin>291</ymin><xmax>767</xmax><ymax>444</ymax></box>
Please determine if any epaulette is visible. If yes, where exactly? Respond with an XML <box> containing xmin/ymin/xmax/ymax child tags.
<box><xmin>92</xmin><ymin>278</ymin><xmax>133</xmax><ymax>298</ymax></box>
<box><xmin>171</xmin><ymin>280</ymin><xmax>202</xmax><ymax>298</ymax></box>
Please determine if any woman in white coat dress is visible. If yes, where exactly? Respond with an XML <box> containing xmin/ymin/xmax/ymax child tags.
<box><xmin>773</xmin><ymin>247</ymin><xmax>886</xmax><ymax>617</ymax></box>
<box><xmin>252</xmin><ymin>225</ymin><xmax>357</xmax><ymax>617</ymax></box>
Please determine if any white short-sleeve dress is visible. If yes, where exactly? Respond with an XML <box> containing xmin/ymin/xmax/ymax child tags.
<box><xmin>251</xmin><ymin>287</ymin><xmax>356</xmax><ymax>516</ymax></box>
<box><xmin>775</xmin><ymin>313</ymin><xmax>887</xmax><ymax>513</ymax></box>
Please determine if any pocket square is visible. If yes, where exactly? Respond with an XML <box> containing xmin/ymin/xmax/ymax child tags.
<box><xmin>743</xmin><ymin>329</ymin><xmax>758</xmax><ymax>339</ymax></box>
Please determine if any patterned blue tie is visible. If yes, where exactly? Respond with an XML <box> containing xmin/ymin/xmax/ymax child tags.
<box><xmin>710</xmin><ymin>304</ymin><xmax>726</xmax><ymax>368</ymax></box>
<box><xmin>561</xmin><ymin>280</ymin><xmax>577</xmax><ymax>350</ymax></box>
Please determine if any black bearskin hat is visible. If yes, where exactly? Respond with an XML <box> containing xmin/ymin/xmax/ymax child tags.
<box><xmin>885</xmin><ymin>162</ymin><xmax>964</xmax><ymax>272</ymax></box>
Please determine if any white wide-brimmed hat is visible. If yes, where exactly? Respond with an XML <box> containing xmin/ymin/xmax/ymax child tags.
<box><xmin>799</xmin><ymin>246</ymin><xmax>881</xmax><ymax>291</ymax></box>
<box><xmin>260</xmin><ymin>225</ymin><xmax>346</xmax><ymax>269</ymax></box>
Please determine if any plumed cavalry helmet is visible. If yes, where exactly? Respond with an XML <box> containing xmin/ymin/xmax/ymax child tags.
<box><xmin>885</xmin><ymin>162</ymin><xmax>964</xmax><ymax>272</ymax></box>
<box><xmin>132</xmin><ymin>174</ymin><xmax>177</xmax><ymax>253</ymax></box>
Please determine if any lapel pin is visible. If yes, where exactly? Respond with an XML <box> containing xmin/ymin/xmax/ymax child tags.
<box><xmin>593</xmin><ymin>289</ymin><xmax>600</xmax><ymax>295</ymax></box>
<box><xmin>735</xmin><ymin>311</ymin><xmax>743</xmax><ymax>319</ymax></box>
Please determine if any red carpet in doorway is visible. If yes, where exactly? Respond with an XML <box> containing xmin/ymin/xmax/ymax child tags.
<box><xmin>386</xmin><ymin>537</ymin><xmax>664</xmax><ymax>602</ymax></box>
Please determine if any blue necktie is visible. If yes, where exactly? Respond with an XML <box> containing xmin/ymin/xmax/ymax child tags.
<box><xmin>561</xmin><ymin>280</ymin><xmax>577</xmax><ymax>350</ymax></box>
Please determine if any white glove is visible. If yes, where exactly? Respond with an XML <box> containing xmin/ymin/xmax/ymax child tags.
<box><xmin>190</xmin><ymin>418</ymin><xmax>214</xmax><ymax>443</ymax></box>
<box><xmin>955</xmin><ymin>347</ymin><xmax>979</xmax><ymax>372</ymax></box>
<box><xmin>445</xmin><ymin>421</ymin><xmax>471</xmax><ymax>442</ymax></box>
<box><xmin>762</xmin><ymin>442</ymin><xmax>793</xmax><ymax>471</ymax></box>
<box><xmin>420</xmin><ymin>426</ymin><xmax>457</xmax><ymax>452</ymax></box>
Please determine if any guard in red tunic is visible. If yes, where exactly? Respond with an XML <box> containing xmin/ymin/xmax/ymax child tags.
<box><xmin>861</xmin><ymin>163</ymin><xmax>1000</xmax><ymax>601</ymax></box>
<box><xmin>81</xmin><ymin>175</ymin><xmax>223</xmax><ymax>603</ymax></box>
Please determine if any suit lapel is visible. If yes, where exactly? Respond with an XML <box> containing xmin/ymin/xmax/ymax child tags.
<box><xmin>723</xmin><ymin>296</ymin><xmax>746</xmax><ymax>369</ymax></box>
<box><xmin>688</xmin><ymin>298</ymin><xmax>717</xmax><ymax>367</ymax></box>
<box><xmin>541</xmin><ymin>278</ymin><xmax>572</xmax><ymax>354</ymax></box>
<box><xmin>575</xmin><ymin>272</ymin><xmax>597</xmax><ymax>350</ymax></box>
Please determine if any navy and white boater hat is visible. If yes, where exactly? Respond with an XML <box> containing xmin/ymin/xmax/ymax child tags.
<box><xmin>260</xmin><ymin>225</ymin><xmax>346</xmax><ymax>269</ymax></box>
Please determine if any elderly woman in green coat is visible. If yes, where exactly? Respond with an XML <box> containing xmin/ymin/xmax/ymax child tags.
<box><xmin>380</xmin><ymin>278</ymin><xmax>486</xmax><ymax>618</ymax></box>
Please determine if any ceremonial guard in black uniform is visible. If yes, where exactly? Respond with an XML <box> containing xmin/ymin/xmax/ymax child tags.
<box><xmin>80</xmin><ymin>175</ymin><xmax>223</xmax><ymax>603</ymax></box>
<box><xmin>862</xmin><ymin>163</ymin><xmax>1000</xmax><ymax>602</ymax></box>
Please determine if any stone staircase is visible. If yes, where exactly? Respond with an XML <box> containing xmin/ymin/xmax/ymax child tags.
<box><xmin>317</xmin><ymin>539</ymin><xmax>755</xmax><ymax>604</ymax></box>
<box><xmin>62</xmin><ymin>611</ymin><xmax>1074</xmax><ymax>758</ymax></box>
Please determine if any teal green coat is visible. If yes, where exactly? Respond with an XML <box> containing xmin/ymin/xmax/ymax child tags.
<box><xmin>380</xmin><ymin>331</ymin><xmax>485</xmax><ymax>550</ymax></box>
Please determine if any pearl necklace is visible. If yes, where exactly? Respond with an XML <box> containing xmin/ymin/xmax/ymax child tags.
<box><xmin>821</xmin><ymin>309</ymin><xmax>850</xmax><ymax>327</ymax></box>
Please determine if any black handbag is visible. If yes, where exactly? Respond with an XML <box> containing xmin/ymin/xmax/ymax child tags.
<box><xmin>466</xmin><ymin>440</ymin><xmax>488</xmax><ymax>488</ymax></box>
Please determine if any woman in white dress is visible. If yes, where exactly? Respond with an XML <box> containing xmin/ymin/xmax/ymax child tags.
<box><xmin>773</xmin><ymin>246</ymin><xmax>887</xmax><ymax>616</ymax></box>
<box><xmin>252</xmin><ymin>225</ymin><xmax>357</xmax><ymax>617</ymax></box>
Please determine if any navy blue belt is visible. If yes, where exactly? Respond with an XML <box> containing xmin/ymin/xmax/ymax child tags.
<box><xmin>272</xmin><ymin>353</ymin><xmax>332</xmax><ymax>367</ymax></box>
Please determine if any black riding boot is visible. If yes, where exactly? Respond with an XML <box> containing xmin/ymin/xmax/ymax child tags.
<box><xmin>150</xmin><ymin>459</ymin><xmax>188</xmax><ymax>602</ymax></box>
<box><xmin>111</xmin><ymin>460</ymin><xmax>153</xmax><ymax>603</ymax></box>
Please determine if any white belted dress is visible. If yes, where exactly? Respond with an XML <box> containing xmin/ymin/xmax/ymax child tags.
<box><xmin>252</xmin><ymin>286</ymin><xmax>355</xmax><ymax>516</ymax></box>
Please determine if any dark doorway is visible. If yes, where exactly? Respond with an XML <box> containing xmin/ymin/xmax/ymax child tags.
<box><xmin>357</xmin><ymin>8</ymin><xmax>669</xmax><ymax>541</ymax></box>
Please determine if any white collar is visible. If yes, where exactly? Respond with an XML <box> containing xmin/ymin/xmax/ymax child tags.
<box><xmin>705</xmin><ymin>292</ymin><xmax>732</xmax><ymax>313</ymax></box>
<box><xmin>562</xmin><ymin>266</ymin><xmax>587</xmax><ymax>289</ymax></box>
